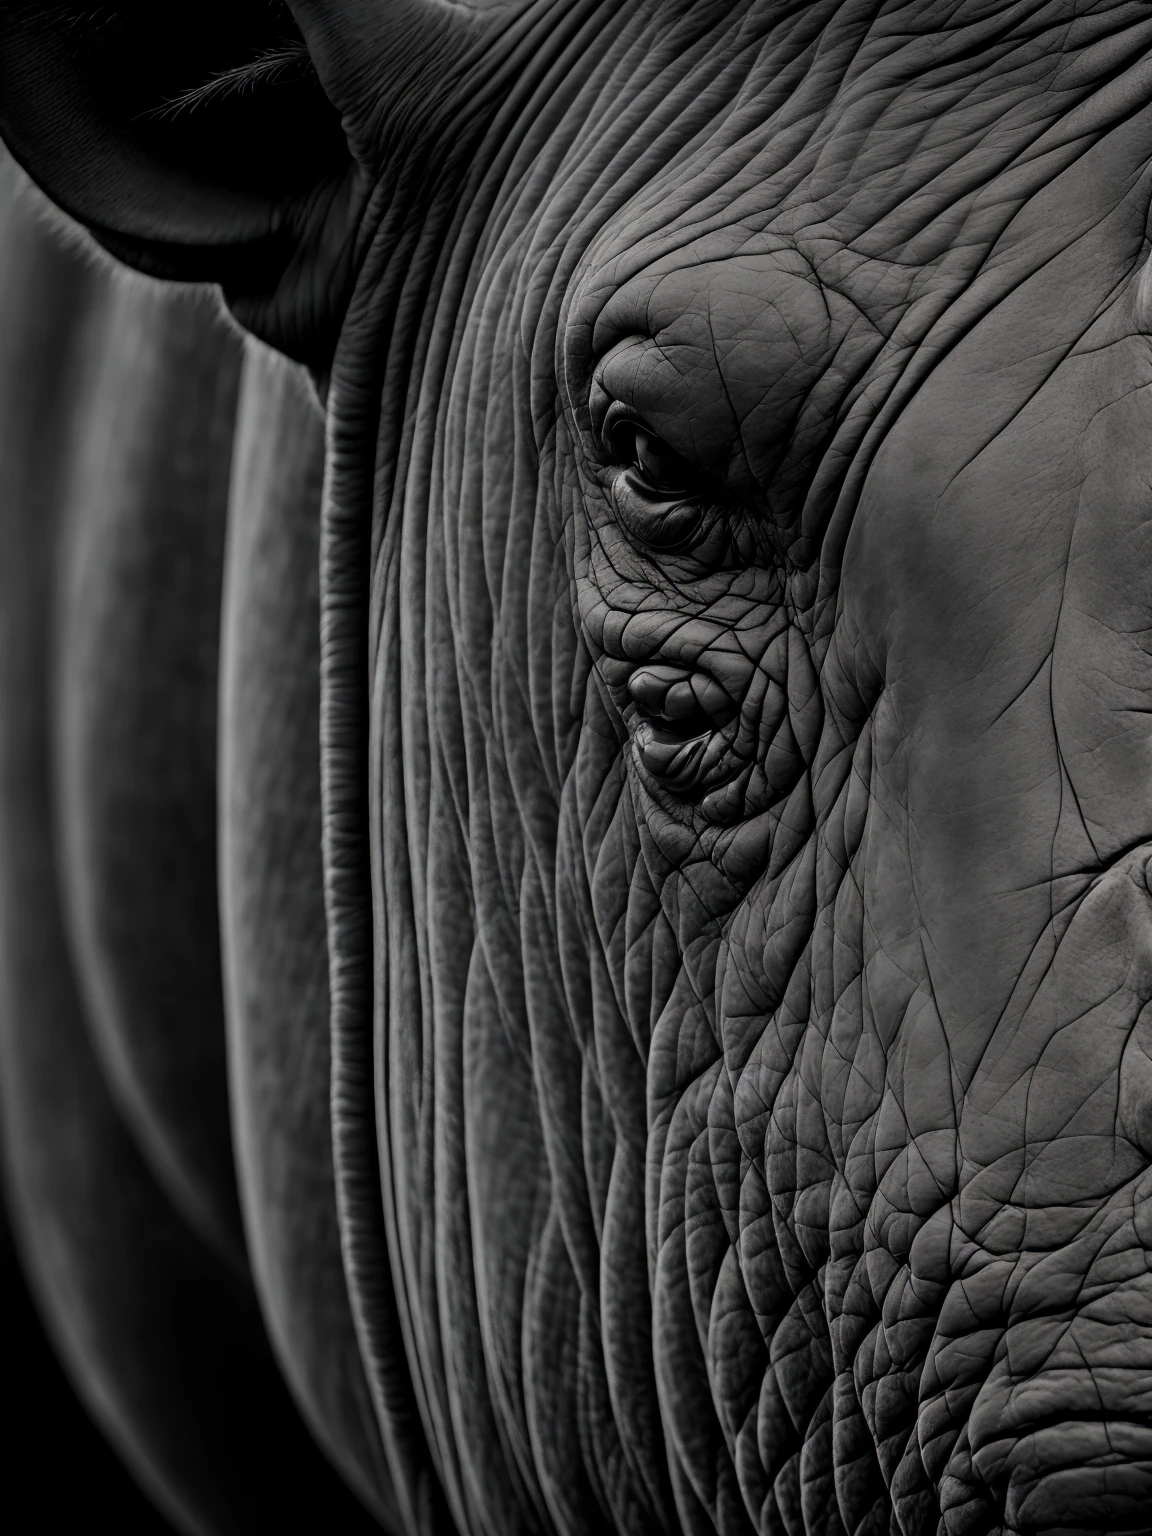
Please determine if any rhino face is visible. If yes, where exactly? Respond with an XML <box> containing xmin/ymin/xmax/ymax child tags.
<box><xmin>4</xmin><ymin>2</ymin><xmax>1152</xmax><ymax>1533</ymax></box>
<box><xmin>548</xmin><ymin>23</ymin><xmax>1152</xmax><ymax>1530</ymax></box>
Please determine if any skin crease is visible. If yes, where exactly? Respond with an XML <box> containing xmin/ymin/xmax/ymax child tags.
<box><xmin>3</xmin><ymin>3</ymin><xmax>1152</xmax><ymax>1535</ymax></box>
<box><xmin>219</xmin><ymin>338</ymin><xmax>402</xmax><ymax>1526</ymax></box>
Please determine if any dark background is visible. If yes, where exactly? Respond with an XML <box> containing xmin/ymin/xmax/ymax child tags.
<box><xmin>1</xmin><ymin>1202</ymin><xmax>176</xmax><ymax>1534</ymax></box>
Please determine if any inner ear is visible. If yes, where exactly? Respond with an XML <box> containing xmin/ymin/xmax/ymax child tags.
<box><xmin>0</xmin><ymin>2</ymin><xmax>352</xmax><ymax>346</ymax></box>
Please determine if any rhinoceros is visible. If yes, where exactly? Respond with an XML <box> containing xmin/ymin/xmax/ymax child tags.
<box><xmin>1</xmin><ymin>3</ymin><xmax>1151</xmax><ymax>1534</ymax></box>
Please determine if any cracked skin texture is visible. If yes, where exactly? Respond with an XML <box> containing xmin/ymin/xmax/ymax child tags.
<box><xmin>4</xmin><ymin>2</ymin><xmax>1152</xmax><ymax>1534</ymax></box>
<box><xmin>373</xmin><ymin>9</ymin><xmax>1152</xmax><ymax>1533</ymax></box>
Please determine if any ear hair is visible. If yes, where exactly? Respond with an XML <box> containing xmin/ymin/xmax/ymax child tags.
<box><xmin>0</xmin><ymin>0</ymin><xmax>549</xmax><ymax>365</ymax></box>
<box><xmin>153</xmin><ymin>41</ymin><xmax>316</xmax><ymax>122</ymax></box>
<box><xmin>0</xmin><ymin>1</ymin><xmax>354</xmax><ymax>364</ymax></box>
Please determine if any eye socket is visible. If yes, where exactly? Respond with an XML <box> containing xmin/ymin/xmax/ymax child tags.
<box><xmin>602</xmin><ymin>404</ymin><xmax>701</xmax><ymax>497</ymax></box>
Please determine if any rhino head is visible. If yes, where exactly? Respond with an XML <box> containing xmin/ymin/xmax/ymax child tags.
<box><xmin>3</xmin><ymin>3</ymin><xmax>1152</xmax><ymax>1533</ymax></box>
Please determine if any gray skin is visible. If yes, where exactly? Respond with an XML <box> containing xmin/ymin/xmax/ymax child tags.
<box><xmin>1</xmin><ymin>2</ymin><xmax>1152</xmax><ymax>1534</ymax></box>
<box><xmin>219</xmin><ymin>337</ymin><xmax>400</xmax><ymax>1523</ymax></box>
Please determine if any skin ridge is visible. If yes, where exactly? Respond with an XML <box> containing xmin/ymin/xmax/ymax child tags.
<box><xmin>219</xmin><ymin>338</ymin><xmax>401</xmax><ymax>1526</ymax></box>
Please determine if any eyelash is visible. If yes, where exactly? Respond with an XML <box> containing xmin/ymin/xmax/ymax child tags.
<box><xmin>601</xmin><ymin>406</ymin><xmax>701</xmax><ymax>497</ymax></box>
<box><xmin>596</xmin><ymin>401</ymin><xmax>730</xmax><ymax>557</ymax></box>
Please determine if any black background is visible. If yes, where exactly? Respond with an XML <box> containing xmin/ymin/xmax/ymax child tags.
<box><xmin>1</xmin><ymin>1201</ymin><xmax>176</xmax><ymax>1534</ymax></box>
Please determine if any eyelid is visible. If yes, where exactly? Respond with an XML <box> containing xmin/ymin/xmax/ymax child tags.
<box><xmin>600</xmin><ymin>398</ymin><xmax>647</xmax><ymax>456</ymax></box>
<box><xmin>596</xmin><ymin>395</ymin><xmax>723</xmax><ymax>511</ymax></box>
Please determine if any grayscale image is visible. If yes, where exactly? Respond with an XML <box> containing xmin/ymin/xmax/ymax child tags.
<box><xmin>0</xmin><ymin>4</ymin><xmax>1149</xmax><ymax>1534</ymax></box>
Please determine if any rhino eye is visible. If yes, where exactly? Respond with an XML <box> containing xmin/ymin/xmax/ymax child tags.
<box><xmin>605</xmin><ymin>413</ymin><xmax>698</xmax><ymax>497</ymax></box>
<box><xmin>600</xmin><ymin>404</ymin><xmax>715</xmax><ymax>553</ymax></box>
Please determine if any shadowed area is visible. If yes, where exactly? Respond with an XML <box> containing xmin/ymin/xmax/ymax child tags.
<box><xmin>0</xmin><ymin>1194</ymin><xmax>178</xmax><ymax>1534</ymax></box>
<box><xmin>52</xmin><ymin>273</ymin><xmax>246</xmax><ymax>1271</ymax></box>
<box><xmin>0</xmin><ymin>159</ymin><xmax>388</xmax><ymax>1535</ymax></box>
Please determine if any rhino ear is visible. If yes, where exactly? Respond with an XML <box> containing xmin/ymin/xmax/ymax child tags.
<box><xmin>0</xmin><ymin>3</ymin><xmax>362</xmax><ymax>366</ymax></box>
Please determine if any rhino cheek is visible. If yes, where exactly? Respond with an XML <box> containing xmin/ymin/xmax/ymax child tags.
<box><xmin>1120</xmin><ymin>1001</ymin><xmax>1152</xmax><ymax>1164</ymax></box>
<box><xmin>909</xmin><ymin>856</ymin><xmax>1152</xmax><ymax>1533</ymax></box>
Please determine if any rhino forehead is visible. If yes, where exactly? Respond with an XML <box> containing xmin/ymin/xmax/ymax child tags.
<box><xmin>562</xmin><ymin>0</ymin><xmax>1152</xmax><ymax>341</ymax></box>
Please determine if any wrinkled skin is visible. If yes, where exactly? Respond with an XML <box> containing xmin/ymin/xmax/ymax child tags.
<box><xmin>3</xmin><ymin>3</ymin><xmax>1152</xmax><ymax>1534</ymax></box>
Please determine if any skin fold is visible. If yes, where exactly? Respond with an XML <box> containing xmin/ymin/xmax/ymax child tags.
<box><xmin>2</xmin><ymin>3</ymin><xmax>1152</xmax><ymax>1534</ymax></box>
<box><xmin>219</xmin><ymin>338</ymin><xmax>401</xmax><ymax>1526</ymax></box>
